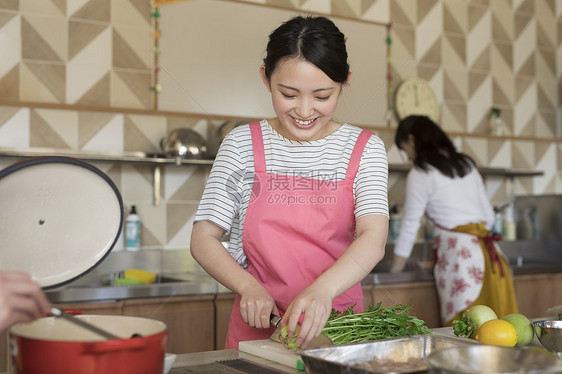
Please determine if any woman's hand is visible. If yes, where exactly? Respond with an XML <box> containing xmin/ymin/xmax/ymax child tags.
<box><xmin>239</xmin><ymin>281</ymin><xmax>279</xmax><ymax>329</ymax></box>
<box><xmin>0</xmin><ymin>270</ymin><xmax>51</xmax><ymax>331</ymax></box>
<box><xmin>390</xmin><ymin>254</ymin><xmax>408</xmax><ymax>273</ymax></box>
<box><xmin>282</xmin><ymin>285</ymin><xmax>333</xmax><ymax>348</ymax></box>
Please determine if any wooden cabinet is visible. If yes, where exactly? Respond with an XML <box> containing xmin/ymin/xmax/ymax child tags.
<box><xmin>215</xmin><ymin>293</ymin><xmax>235</xmax><ymax>350</ymax></box>
<box><xmin>366</xmin><ymin>281</ymin><xmax>441</xmax><ymax>328</ymax></box>
<box><xmin>123</xmin><ymin>295</ymin><xmax>215</xmax><ymax>354</ymax></box>
<box><xmin>513</xmin><ymin>272</ymin><xmax>562</xmax><ymax>319</ymax></box>
<box><xmin>0</xmin><ymin>331</ymin><xmax>7</xmax><ymax>373</ymax></box>
<box><xmin>54</xmin><ymin>300</ymin><xmax>124</xmax><ymax>315</ymax></box>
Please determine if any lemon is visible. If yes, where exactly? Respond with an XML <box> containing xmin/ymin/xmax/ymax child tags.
<box><xmin>476</xmin><ymin>319</ymin><xmax>518</xmax><ymax>347</ymax></box>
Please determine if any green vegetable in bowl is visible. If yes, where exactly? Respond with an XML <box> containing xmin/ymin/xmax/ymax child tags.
<box><xmin>321</xmin><ymin>302</ymin><xmax>431</xmax><ymax>345</ymax></box>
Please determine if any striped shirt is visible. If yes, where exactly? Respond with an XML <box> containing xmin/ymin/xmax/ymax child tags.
<box><xmin>195</xmin><ymin>120</ymin><xmax>389</xmax><ymax>267</ymax></box>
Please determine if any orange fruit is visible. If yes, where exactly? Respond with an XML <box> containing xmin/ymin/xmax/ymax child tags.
<box><xmin>476</xmin><ymin>319</ymin><xmax>517</xmax><ymax>347</ymax></box>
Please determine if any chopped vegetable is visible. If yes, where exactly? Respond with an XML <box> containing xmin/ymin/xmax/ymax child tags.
<box><xmin>279</xmin><ymin>325</ymin><xmax>301</xmax><ymax>350</ymax></box>
<box><xmin>321</xmin><ymin>302</ymin><xmax>431</xmax><ymax>345</ymax></box>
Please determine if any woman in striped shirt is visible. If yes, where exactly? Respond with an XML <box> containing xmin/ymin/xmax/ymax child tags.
<box><xmin>191</xmin><ymin>15</ymin><xmax>389</xmax><ymax>349</ymax></box>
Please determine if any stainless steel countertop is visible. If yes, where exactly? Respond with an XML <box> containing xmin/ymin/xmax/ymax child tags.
<box><xmin>46</xmin><ymin>263</ymin><xmax>562</xmax><ymax>304</ymax></box>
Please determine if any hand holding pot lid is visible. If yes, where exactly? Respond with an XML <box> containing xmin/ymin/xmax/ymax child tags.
<box><xmin>0</xmin><ymin>270</ymin><xmax>51</xmax><ymax>331</ymax></box>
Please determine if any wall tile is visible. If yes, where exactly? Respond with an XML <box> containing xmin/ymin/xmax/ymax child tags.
<box><xmin>467</xmin><ymin>7</ymin><xmax>491</xmax><ymax>68</ymax></box>
<box><xmin>20</xmin><ymin>62</ymin><xmax>65</xmax><ymax>103</ymax></box>
<box><xmin>491</xmin><ymin>42</ymin><xmax>513</xmax><ymax>73</ymax></box>
<box><xmin>111</xmin><ymin>70</ymin><xmax>152</xmax><ymax>109</ymax></box>
<box><xmin>0</xmin><ymin>12</ymin><xmax>20</xmax><ymax>80</ymax></box>
<box><xmin>442</xmin><ymin>34</ymin><xmax>465</xmax><ymax>68</ymax></box>
<box><xmin>444</xmin><ymin>68</ymin><xmax>467</xmax><ymax>101</ymax></box>
<box><xmin>21</xmin><ymin>14</ymin><xmax>66</xmax><ymax>62</ymax></box>
<box><xmin>492</xmin><ymin>74</ymin><xmax>514</xmax><ymax>106</ymax></box>
<box><xmin>492</xmin><ymin>9</ymin><xmax>514</xmax><ymax>42</ymax></box>
<box><xmin>112</xmin><ymin>26</ymin><xmax>152</xmax><ymax>70</ymax></box>
<box><xmin>30</xmin><ymin>108</ymin><xmax>78</xmax><ymax>149</ymax></box>
<box><xmin>166</xmin><ymin>202</ymin><xmax>198</xmax><ymax>250</ymax></box>
<box><xmin>0</xmin><ymin>0</ymin><xmax>18</xmax><ymax>11</ymax></box>
<box><xmin>390</xmin><ymin>0</ymin><xmax>416</xmax><ymax>27</ymax></box>
<box><xmin>443</xmin><ymin>0</ymin><xmax>466</xmax><ymax>34</ymax></box>
<box><xmin>21</xmin><ymin>0</ymin><xmax>64</xmax><ymax>17</ymax></box>
<box><xmin>0</xmin><ymin>107</ymin><xmax>29</xmax><ymax>147</ymax></box>
<box><xmin>111</xmin><ymin>0</ymin><xmax>151</xmax><ymax>28</ymax></box>
<box><xmin>441</xmin><ymin>102</ymin><xmax>467</xmax><ymax>133</ymax></box>
<box><xmin>67</xmin><ymin>26</ymin><xmax>111</xmax><ymax>104</ymax></box>
<box><xmin>70</xmin><ymin>0</ymin><xmax>110</xmax><ymax>22</ymax></box>
<box><xmin>80</xmin><ymin>113</ymin><xmax>124</xmax><ymax>152</ymax></box>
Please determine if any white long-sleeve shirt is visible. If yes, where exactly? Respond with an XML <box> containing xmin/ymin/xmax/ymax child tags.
<box><xmin>393</xmin><ymin>165</ymin><xmax>495</xmax><ymax>258</ymax></box>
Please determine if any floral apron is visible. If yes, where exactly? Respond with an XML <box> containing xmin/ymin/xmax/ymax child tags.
<box><xmin>432</xmin><ymin>222</ymin><xmax>518</xmax><ymax>325</ymax></box>
<box><xmin>224</xmin><ymin>122</ymin><xmax>371</xmax><ymax>348</ymax></box>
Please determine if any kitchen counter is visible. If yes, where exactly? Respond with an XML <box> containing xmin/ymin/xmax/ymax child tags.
<box><xmin>166</xmin><ymin>327</ymin><xmax>552</xmax><ymax>374</ymax></box>
<box><xmin>169</xmin><ymin>349</ymin><xmax>300</xmax><ymax>374</ymax></box>
<box><xmin>45</xmin><ymin>262</ymin><xmax>562</xmax><ymax>304</ymax></box>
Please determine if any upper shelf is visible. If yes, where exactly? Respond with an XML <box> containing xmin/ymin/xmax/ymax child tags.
<box><xmin>387</xmin><ymin>163</ymin><xmax>543</xmax><ymax>177</ymax></box>
<box><xmin>0</xmin><ymin>147</ymin><xmax>543</xmax><ymax>177</ymax></box>
<box><xmin>0</xmin><ymin>147</ymin><xmax>214</xmax><ymax>166</ymax></box>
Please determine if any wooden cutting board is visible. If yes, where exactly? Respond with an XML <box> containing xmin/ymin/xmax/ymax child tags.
<box><xmin>238</xmin><ymin>339</ymin><xmax>305</xmax><ymax>371</ymax></box>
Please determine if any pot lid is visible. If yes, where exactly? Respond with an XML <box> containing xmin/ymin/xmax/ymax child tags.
<box><xmin>0</xmin><ymin>157</ymin><xmax>123</xmax><ymax>289</ymax></box>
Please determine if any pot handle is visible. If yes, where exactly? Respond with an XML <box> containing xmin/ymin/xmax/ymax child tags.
<box><xmin>82</xmin><ymin>337</ymin><xmax>148</xmax><ymax>354</ymax></box>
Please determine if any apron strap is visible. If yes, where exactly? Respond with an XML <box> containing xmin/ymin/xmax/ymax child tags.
<box><xmin>345</xmin><ymin>130</ymin><xmax>372</xmax><ymax>180</ymax></box>
<box><xmin>249</xmin><ymin>122</ymin><xmax>266</xmax><ymax>173</ymax></box>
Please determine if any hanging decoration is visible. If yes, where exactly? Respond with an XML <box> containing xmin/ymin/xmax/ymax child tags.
<box><xmin>151</xmin><ymin>5</ymin><xmax>161</xmax><ymax>110</ymax></box>
<box><xmin>385</xmin><ymin>22</ymin><xmax>393</xmax><ymax>126</ymax></box>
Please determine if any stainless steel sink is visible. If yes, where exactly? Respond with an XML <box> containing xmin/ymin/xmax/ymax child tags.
<box><xmin>65</xmin><ymin>274</ymin><xmax>193</xmax><ymax>289</ymax></box>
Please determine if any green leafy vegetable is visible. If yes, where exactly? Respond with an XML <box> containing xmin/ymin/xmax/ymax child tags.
<box><xmin>321</xmin><ymin>302</ymin><xmax>431</xmax><ymax>345</ymax></box>
<box><xmin>452</xmin><ymin>312</ymin><xmax>474</xmax><ymax>337</ymax></box>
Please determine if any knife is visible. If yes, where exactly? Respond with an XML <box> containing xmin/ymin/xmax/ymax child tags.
<box><xmin>268</xmin><ymin>314</ymin><xmax>332</xmax><ymax>348</ymax></box>
<box><xmin>269</xmin><ymin>314</ymin><xmax>283</xmax><ymax>343</ymax></box>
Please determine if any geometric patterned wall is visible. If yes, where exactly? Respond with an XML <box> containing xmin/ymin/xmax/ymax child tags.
<box><xmin>0</xmin><ymin>0</ymin><xmax>152</xmax><ymax>108</ymax></box>
<box><xmin>0</xmin><ymin>0</ymin><xmax>561</xmax><ymax>249</ymax></box>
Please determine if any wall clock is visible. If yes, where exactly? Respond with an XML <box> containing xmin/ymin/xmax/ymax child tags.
<box><xmin>394</xmin><ymin>77</ymin><xmax>440</xmax><ymax>123</ymax></box>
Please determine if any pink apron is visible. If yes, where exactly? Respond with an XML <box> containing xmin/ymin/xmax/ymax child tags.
<box><xmin>224</xmin><ymin>122</ymin><xmax>371</xmax><ymax>348</ymax></box>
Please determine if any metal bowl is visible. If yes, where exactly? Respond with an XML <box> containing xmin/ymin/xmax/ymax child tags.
<box><xmin>533</xmin><ymin>320</ymin><xmax>562</xmax><ymax>354</ymax></box>
<box><xmin>160</xmin><ymin>128</ymin><xmax>207</xmax><ymax>159</ymax></box>
<box><xmin>427</xmin><ymin>345</ymin><xmax>562</xmax><ymax>374</ymax></box>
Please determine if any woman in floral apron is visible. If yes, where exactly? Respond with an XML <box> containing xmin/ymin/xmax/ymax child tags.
<box><xmin>191</xmin><ymin>16</ymin><xmax>389</xmax><ymax>348</ymax></box>
<box><xmin>390</xmin><ymin>115</ymin><xmax>518</xmax><ymax>326</ymax></box>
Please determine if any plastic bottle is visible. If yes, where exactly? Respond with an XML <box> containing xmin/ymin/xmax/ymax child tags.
<box><xmin>489</xmin><ymin>107</ymin><xmax>504</xmax><ymax>136</ymax></box>
<box><xmin>492</xmin><ymin>207</ymin><xmax>503</xmax><ymax>235</ymax></box>
<box><xmin>388</xmin><ymin>204</ymin><xmax>401</xmax><ymax>242</ymax></box>
<box><xmin>502</xmin><ymin>203</ymin><xmax>516</xmax><ymax>241</ymax></box>
<box><xmin>125</xmin><ymin>205</ymin><xmax>141</xmax><ymax>251</ymax></box>
<box><xmin>517</xmin><ymin>208</ymin><xmax>534</xmax><ymax>240</ymax></box>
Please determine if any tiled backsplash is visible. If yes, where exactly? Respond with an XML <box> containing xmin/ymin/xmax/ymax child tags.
<box><xmin>0</xmin><ymin>0</ymin><xmax>561</xmax><ymax>252</ymax></box>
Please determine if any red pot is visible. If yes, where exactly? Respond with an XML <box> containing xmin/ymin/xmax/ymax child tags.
<box><xmin>9</xmin><ymin>314</ymin><xmax>167</xmax><ymax>374</ymax></box>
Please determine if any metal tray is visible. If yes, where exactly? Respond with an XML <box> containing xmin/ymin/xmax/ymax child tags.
<box><xmin>299</xmin><ymin>334</ymin><xmax>479</xmax><ymax>374</ymax></box>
